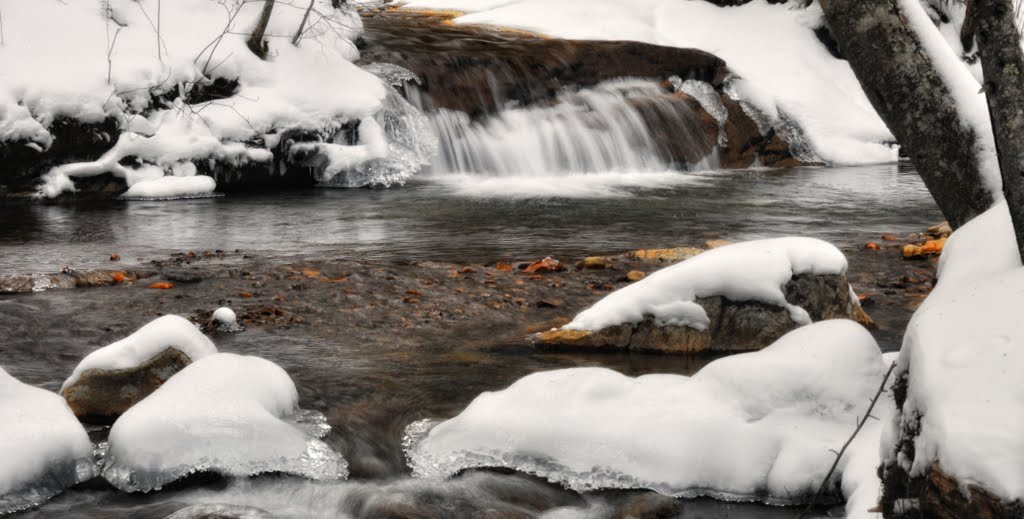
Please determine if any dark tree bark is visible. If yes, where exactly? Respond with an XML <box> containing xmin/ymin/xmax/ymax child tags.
<box><xmin>247</xmin><ymin>0</ymin><xmax>275</xmax><ymax>60</ymax></box>
<box><xmin>974</xmin><ymin>0</ymin><xmax>1024</xmax><ymax>262</ymax></box>
<box><xmin>819</xmin><ymin>0</ymin><xmax>995</xmax><ymax>228</ymax></box>
<box><xmin>961</xmin><ymin>0</ymin><xmax>977</xmax><ymax>52</ymax></box>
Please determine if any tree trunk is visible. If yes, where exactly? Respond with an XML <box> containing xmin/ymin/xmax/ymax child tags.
<box><xmin>247</xmin><ymin>0</ymin><xmax>275</xmax><ymax>60</ymax></box>
<box><xmin>974</xmin><ymin>0</ymin><xmax>1024</xmax><ymax>262</ymax></box>
<box><xmin>819</xmin><ymin>0</ymin><xmax>995</xmax><ymax>228</ymax></box>
<box><xmin>962</xmin><ymin>0</ymin><xmax>977</xmax><ymax>52</ymax></box>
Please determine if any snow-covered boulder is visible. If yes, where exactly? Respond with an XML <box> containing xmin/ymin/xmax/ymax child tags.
<box><xmin>0</xmin><ymin>367</ymin><xmax>96</xmax><ymax>515</ymax></box>
<box><xmin>881</xmin><ymin>200</ymin><xmax>1024</xmax><ymax>518</ymax></box>
<box><xmin>0</xmin><ymin>1</ymin><xmax>434</xmax><ymax>196</ymax></box>
<box><xmin>102</xmin><ymin>353</ymin><xmax>346</xmax><ymax>492</ymax></box>
<box><xmin>534</xmin><ymin>237</ymin><xmax>865</xmax><ymax>353</ymax></box>
<box><xmin>407</xmin><ymin>319</ymin><xmax>889</xmax><ymax>507</ymax></box>
<box><xmin>60</xmin><ymin>315</ymin><xmax>217</xmax><ymax>422</ymax></box>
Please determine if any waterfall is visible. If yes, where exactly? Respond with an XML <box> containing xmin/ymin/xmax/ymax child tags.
<box><xmin>418</xmin><ymin>79</ymin><xmax>719</xmax><ymax>176</ymax></box>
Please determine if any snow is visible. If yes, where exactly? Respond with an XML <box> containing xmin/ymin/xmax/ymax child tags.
<box><xmin>405</xmin><ymin>319</ymin><xmax>889</xmax><ymax>506</ymax></box>
<box><xmin>102</xmin><ymin>353</ymin><xmax>347</xmax><ymax>492</ymax></box>
<box><xmin>0</xmin><ymin>367</ymin><xmax>96</xmax><ymax>515</ymax></box>
<box><xmin>0</xmin><ymin>0</ymin><xmax>405</xmax><ymax>196</ymax></box>
<box><xmin>212</xmin><ymin>307</ymin><xmax>238</xmax><ymax>326</ymax></box>
<box><xmin>62</xmin><ymin>315</ymin><xmax>217</xmax><ymax>390</ymax></box>
<box><xmin>883</xmin><ymin>202</ymin><xmax>1024</xmax><ymax>501</ymax></box>
<box><xmin>400</xmin><ymin>0</ymin><xmax>898</xmax><ymax>166</ymax></box>
<box><xmin>897</xmin><ymin>0</ymin><xmax>1002</xmax><ymax>197</ymax></box>
<box><xmin>122</xmin><ymin>175</ymin><xmax>217</xmax><ymax>200</ymax></box>
<box><xmin>563</xmin><ymin>237</ymin><xmax>847</xmax><ymax>332</ymax></box>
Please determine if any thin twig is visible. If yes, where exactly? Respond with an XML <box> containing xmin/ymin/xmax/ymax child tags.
<box><xmin>0</xmin><ymin>6</ymin><xmax>6</xmax><ymax>46</ymax></box>
<box><xmin>797</xmin><ymin>361</ymin><xmax>898</xmax><ymax>519</ymax></box>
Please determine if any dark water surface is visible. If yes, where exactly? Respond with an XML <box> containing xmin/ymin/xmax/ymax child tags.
<box><xmin>0</xmin><ymin>164</ymin><xmax>938</xmax><ymax>274</ymax></box>
<box><xmin>0</xmin><ymin>164</ymin><xmax>935</xmax><ymax>518</ymax></box>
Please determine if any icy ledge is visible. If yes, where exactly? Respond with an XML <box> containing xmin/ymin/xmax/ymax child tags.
<box><xmin>102</xmin><ymin>353</ymin><xmax>347</xmax><ymax>492</ymax></box>
<box><xmin>0</xmin><ymin>368</ymin><xmax>96</xmax><ymax>514</ymax></box>
<box><xmin>405</xmin><ymin>319</ymin><xmax>887</xmax><ymax>506</ymax></box>
<box><xmin>564</xmin><ymin>236</ymin><xmax>848</xmax><ymax>332</ymax></box>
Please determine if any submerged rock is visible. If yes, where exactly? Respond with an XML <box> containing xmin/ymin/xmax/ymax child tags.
<box><xmin>164</xmin><ymin>504</ymin><xmax>273</xmax><ymax>519</ymax></box>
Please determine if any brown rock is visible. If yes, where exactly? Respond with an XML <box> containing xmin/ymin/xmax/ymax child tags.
<box><xmin>865</xmin><ymin>242</ymin><xmax>881</xmax><ymax>250</ymax></box>
<box><xmin>576</xmin><ymin>256</ymin><xmax>615</xmax><ymax>269</ymax></box>
<box><xmin>704</xmin><ymin>239</ymin><xmax>732</xmax><ymax>249</ymax></box>
<box><xmin>532</xmin><ymin>327</ymin><xmax>632</xmax><ymax>349</ymax></box>
<box><xmin>60</xmin><ymin>348</ymin><xmax>193</xmax><ymax>422</ymax></box>
<box><xmin>628</xmin><ymin>247</ymin><xmax>702</xmax><ymax>263</ymax></box>
<box><xmin>926</xmin><ymin>221</ymin><xmax>953</xmax><ymax>237</ymax></box>
<box><xmin>881</xmin><ymin>233</ymin><xmax>901</xmax><ymax>242</ymax></box>
<box><xmin>149</xmin><ymin>281</ymin><xmax>175</xmax><ymax>290</ymax></box>
<box><xmin>523</xmin><ymin>257</ymin><xmax>565</xmax><ymax>273</ymax></box>
<box><xmin>626</xmin><ymin>270</ymin><xmax>647</xmax><ymax>282</ymax></box>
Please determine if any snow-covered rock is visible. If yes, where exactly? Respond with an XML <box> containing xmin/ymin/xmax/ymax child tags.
<box><xmin>102</xmin><ymin>353</ymin><xmax>347</xmax><ymax>492</ymax></box>
<box><xmin>0</xmin><ymin>367</ymin><xmax>96</xmax><ymax>515</ymax></box>
<box><xmin>535</xmin><ymin>237</ymin><xmax>862</xmax><ymax>352</ymax></box>
<box><xmin>881</xmin><ymin>201</ymin><xmax>1024</xmax><ymax>516</ymax></box>
<box><xmin>0</xmin><ymin>0</ymin><xmax>431</xmax><ymax>195</ymax></box>
<box><xmin>60</xmin><ymin>315</ymin><xmax>217</xmax><ymax>420</ymax></box>
<box><xmin>407</xmin><ymin>319</ymin><xmax>889</xmax><ymax>506</ymax></box>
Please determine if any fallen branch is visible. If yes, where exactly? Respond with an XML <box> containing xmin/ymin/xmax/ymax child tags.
<box><xmin>797</xmin><ymin>360</ymin><xmax>898</xmax><ymax>519</ymax></box>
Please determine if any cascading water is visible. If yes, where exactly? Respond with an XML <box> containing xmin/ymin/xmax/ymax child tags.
<box><xmin>414</xmin><ymin>79</ymin><xmax>719</xmax><ymax>176</ymax></box>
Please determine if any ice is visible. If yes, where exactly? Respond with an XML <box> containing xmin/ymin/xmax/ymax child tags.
<box><xmin>62</xmin><ymin>315</ymin><xmax>217</xmax><ymax>390</ymax></box>
<box><xmin>315</xmin><ymin>85</ymin><xmax>439</xmax><ymax>187</ymax></box>
<box><xmin>883</xmin><ymin>202</ymin><xmax>1024</xmax><ymax>502</ymax></box>
<box><xmin>563</xmin><ymin>237</ymin><xmax>847</xmax><ymax>332</ymax></box>
<box><xmin>102</xmin><ymin>353</ymin><xmax>347</xmax><ymax>492</ymax></box>
<box><xmin>405</xmin><ymin>319</ymin><xmax>888</xmax><ymax>505</ymax></box>
<box><xmin>362</xmin><ymin>63</ymin><xmax>423</xmax><ymax>87</ymax></box>
<box><xmin>401</xmin><ymin>0</ymin><xmax>898</xmax><ymax>166</ymax></box>
<box><xmin>0</xmin><ymin>368</ymin><xmax>96</xmax><ymax>515</ymax></box>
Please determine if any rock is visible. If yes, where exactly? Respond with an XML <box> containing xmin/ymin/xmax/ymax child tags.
<box><xmin>626</xmin><ymin>270</ymin><xmax>647</xmax><ymax>282</ymax></box>
<box><xmin>864</xmin><ymin>242</ymin><xmax>881</xmax><ymax>250</ymax></box>
<box><xmin>926</xmin><ymin>221</ymin><xmax>953</xmax><ymax>237</ymax></box>
<box><xmin>903</xmin><ymin>237</ymin><xmax>946</xmax><ymax>259</ymax></box>
<box><xmin>148</xmin><ymin>281</ymin><xmax>175</xmax><ymax>289</ymax></box>
<box><xmin>576</xmin><ymin>256</ymin><xmax>614</xmax><ymax>269</ymax></box>
<box><xmin>881</xmin><ymin>233</ymin><xmax>901</xmax><ymax>241</ymax></box>
<box><xmin>110</xmin><ymin>253</ymin><xmax>121</xmax><ymax>261</ymax></box>
<box><xmin>211</xmin><ymin>307</ymin><xmax>242</xmax><ymax>333</ymax></box>
<box><xmin>60</xmin><ymin>348</ymin><xmax>194</xmax><ymax>422</ymax></box>
<box><xmin>627</xmin><ymin>247</ymin><xmax>702</xmax><ymax>263</ymax></box>
<box><xmin>533</xmin><ymin>273</ymin><xmax>862</xmax><ymax>354</ymax></box>
<box><xmin>704</xmin><ymin>239</ymin><xmax>732</xmax><ymax>249</ymax></box>
<box><xmin>523</xmin><ymin>257</ymin><xmax>565</xmax><ymax>273</ymax></box>
<box><xmin>495</xmin><ymin>262</ymin><xmax>515</xmax><ymax>272</ymax></box>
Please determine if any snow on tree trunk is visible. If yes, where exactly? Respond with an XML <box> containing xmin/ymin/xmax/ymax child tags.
<box><xmin>974</xmin><ymin>0</ymin><xmax>1024</xmax><ymax>263</ymax></box>
<box><xmin>819</xmin><ymin>0</ymin><xmax>997</xmax><ymax>229</ymax></box>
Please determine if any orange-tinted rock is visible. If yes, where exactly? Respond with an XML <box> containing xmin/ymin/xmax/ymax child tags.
<box><xmin>628</xmin><ymin>247</ymin><xmax>702</xmax><ymax>263</ymax></box>
<box><xmin>148</xmin><ymin>282</ymin><xmax>175</xmax><ymax>290</ymax></box>
<box><xmin>110</xmin><ymin>253</ymin><xmax>121</xmax><ymax>261</ymax></box>
<box><xmin>865</xmin><ymin>242</ymin><xmax>881</xmax><ymax>250</ymax></box>
<box><xmin>903</xmin><ymin>237</ymin><xmax>946</xmax><ymax>259</ymax></box>
<box><xmin>495</xmin><ymin>262</ymin><xmax>515</xmax><ymax>272</ymax></box>
<box><xmin>523</xmin><ymin>257</ymin><xmax>565</xmax><ymax>273</ymax></box>
<box><xmin>576</xmin><ymin>256</ymin><xmax>614</xmax><ymax>270</ymax></box>
<box><xmin>704</xmin><ymin>239</ymin><xmax>732</xmax><ymax>249</ymax></box>
<box><xmin>626</xmin><ymin>270</ymin><xmax>647</xmax><ymax>282</ymax></box>
<box><xmin>881</xmin><ymin>233</ymin><xmax>901</xmax><ymax>242</ymax></box>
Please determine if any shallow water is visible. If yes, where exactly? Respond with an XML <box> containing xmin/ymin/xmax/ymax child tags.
<box><xmin>0</xmin><ymin>163</ymin><xmax>937</xmax><ymax>275</ymax></box>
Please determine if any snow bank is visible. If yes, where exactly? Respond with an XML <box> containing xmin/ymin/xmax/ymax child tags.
<box><xmin>406</xmin><ymin>319</ymin><xmax>888</xmax><ymax>505</ymax></box>
<box><xmin>102</xmin><ymin>353</ymin><xmax>346</xmax><ymax>492</ymax></box>
<box><xmin>62</xmin><ymin>315</ymin><xmax>217</xmax><ymax>390</ymax></box>
<box><xmin>0</xmin><ymin>368</ymin><xmax>96</xmax><ymax>514</ymax></box>
<box><xmin>883</xmin><ymin>202</ymin><xmax>1024</xmax><ymax>501</ymax></box>
<box><xmin>400</xmin><ymin>0</ymin><xmax>897</xmax><ymax>165</ymax></box>
<box><xmin>0</xmin><ymin>0</ymin><xmax>421</xmax><ymax>195</ymax></box>
<box><xmin>564</xmin><ymin>237</ymin><xmax>847</xmax><ymax>331</ymax></box>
